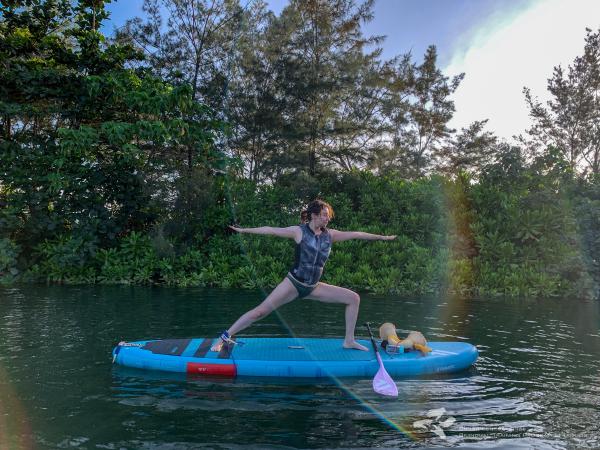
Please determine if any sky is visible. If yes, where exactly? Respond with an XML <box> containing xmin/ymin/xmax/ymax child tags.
<box><xmin>103</xmin><ymin>0</ymin><xmax>600</xmax><ymax>141</ymax></box>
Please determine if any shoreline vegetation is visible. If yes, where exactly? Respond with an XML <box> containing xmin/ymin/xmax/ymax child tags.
<box><xmin>1</xmin><ymin>1</ymin><xmax>599</xmax><ymax>299</ymax></box>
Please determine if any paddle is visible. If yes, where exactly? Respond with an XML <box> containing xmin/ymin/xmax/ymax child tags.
<box><xmin>365</xmin><ymin>322</ymin><xmax>398</xmax><ymax>397</ymax></box>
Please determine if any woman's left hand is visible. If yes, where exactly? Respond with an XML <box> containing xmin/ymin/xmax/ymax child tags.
<box><xmin>381</xmin><ymin>235</ymin><xmax>396</xmax><ymax>241</ymax></box>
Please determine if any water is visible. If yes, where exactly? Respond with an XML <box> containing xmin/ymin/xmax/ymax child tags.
<box><xmin>1</xmin><ymin>285</ymin><xmax>599</xmax><ymax>449</ymax></box>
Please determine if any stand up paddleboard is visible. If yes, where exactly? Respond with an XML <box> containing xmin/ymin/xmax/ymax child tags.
<box><xmin>112</xmin><ymin>337</ymin><xmax>477</xmax><ymax>378</ymax></box>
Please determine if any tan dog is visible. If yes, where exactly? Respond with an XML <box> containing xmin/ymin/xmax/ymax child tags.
<box><xmin>379</xmin><ymin>323</ymin><xmax>432</xmax><ymax>354</ymax></box>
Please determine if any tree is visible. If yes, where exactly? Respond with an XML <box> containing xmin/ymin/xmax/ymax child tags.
<box><xmin>371</xmin><ymin>46</ymin><xmax>464</xmax><ymax>178</ymax></box>
<box><xmin>318</xmin><ymin>49</ymin><xmax>389</xmax><ymax>171</ymax></box>
<box><xmin>272</xmin><ymin>0</ymin><xmax>383</xmax><ymax>176</ymax></box>
<box><xmin>436</xmin><ymin>120</ymin><xmax>498</xmax><ymax>177</ymax></box>
<box><xmin>115</xmin><ymin>0</ymin><xmax>250</xmax><ymax>174</ymax></box>
<box><xmin>0</xmin><ymin>0</ymin><xmax>223</xmax><ymax>263</ymax></box>
<box><xmin>116</xmin><ymin>0</ymin><xmax>247</xmax><ymax>105</ymax></box>
<box><xmin>216</xmin><ymin>2</ymin><xmax>286</xmax><ymax>181</ymax></box>
<box><xmin>523</xmin><ymin>27</ymin><xmax>600</xmax><ymax>177</ymax></box>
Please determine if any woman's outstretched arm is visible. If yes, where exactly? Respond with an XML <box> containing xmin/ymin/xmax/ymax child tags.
<box><xmin>229</xmin><ymin>225</ymin><xmax>302</xmax><ymax>241</ymax></box>
<box><xmin>329</xmin><ymin>229</ymin><xmax>396</xmax><ymax>243</ymax></box>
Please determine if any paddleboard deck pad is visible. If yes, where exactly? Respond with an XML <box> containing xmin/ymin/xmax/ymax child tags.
<box><xmin>112</xmin><ymin>338</ymin><xmax>478</xmax><ymax>378</ymax></box>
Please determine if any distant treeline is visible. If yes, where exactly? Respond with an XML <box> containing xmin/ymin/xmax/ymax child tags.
<box><xmin>0</xmin><ymin>1</ymin><xmax>598</xmax><ymax>298</ymax></box>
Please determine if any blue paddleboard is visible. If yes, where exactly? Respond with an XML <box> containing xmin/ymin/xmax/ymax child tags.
<box><xmin>112</xmin><ymin>337</ymin><xmax>478</xmax><ymax>378</ymax></box>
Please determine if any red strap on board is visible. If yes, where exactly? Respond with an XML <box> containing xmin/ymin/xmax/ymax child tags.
<box><xmin>187</xmin><ymin>362</ymin><xmax>237</xmax><ymax>377</ymax></box>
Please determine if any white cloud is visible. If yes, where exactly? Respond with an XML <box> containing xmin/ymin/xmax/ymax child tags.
<box><xmin>445</xmin><ymin>0</ymin><xmax>600</xmax><ymax>141</ymax></box>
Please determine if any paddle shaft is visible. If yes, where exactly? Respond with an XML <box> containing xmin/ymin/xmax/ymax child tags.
<box><xmin>365</xmin><ymin>322</ymin><xmax>380</xmax><ymax>355</ymax></box>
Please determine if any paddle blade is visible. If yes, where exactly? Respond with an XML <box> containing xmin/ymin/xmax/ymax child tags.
<box><xmin>373</xmin><ymin>353</ymin><xmax>398</xmax><ymax>397</ymax></box>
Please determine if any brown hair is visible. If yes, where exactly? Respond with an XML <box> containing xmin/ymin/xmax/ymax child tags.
<box><xmin>300</xmin><ymin>199</ymin><xmax>334</xmax><ymax>224</ymax></box>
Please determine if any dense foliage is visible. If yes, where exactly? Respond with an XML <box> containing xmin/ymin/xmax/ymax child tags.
<box><xmin>1</xmin><ymin>0</ymin><xmax>225</xmax><ymax>281</ymax></box>
<box><xmin>1</xmin><ymin>1</ymin><xmax>599</xmax><ymax>299</ymax></box>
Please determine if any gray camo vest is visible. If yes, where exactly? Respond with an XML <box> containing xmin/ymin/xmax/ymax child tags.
<box><xmin>290</xmin><ymin>223</ymin><xmax>332</xmax><ymax>285</ymax></box>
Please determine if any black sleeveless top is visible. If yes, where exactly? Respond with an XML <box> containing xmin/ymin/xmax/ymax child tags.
<box><xmin>290</xmin><ymin>223</ymin><xmax>333</xmax><ymax>285</ymax></box>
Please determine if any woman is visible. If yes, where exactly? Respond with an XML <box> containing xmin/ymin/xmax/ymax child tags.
<box><xmin>211</xmin><ymin>199</ymin><xmax>396</xmax><ymax>352</ymax></box>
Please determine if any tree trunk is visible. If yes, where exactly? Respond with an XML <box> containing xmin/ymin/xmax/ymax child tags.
<box><xmin>4</xmin><ymin>116</ymin><xmax>10</xmax><ymax>140</ymax></box>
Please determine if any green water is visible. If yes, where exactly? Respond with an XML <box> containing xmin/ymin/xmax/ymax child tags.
<box><xmin>1</xmin><ymin>286</ymin><xmax>599</xmax><ymax>449</ymax></box>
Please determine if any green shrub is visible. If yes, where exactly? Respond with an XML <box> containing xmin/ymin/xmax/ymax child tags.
<box><xmin>0</xmin><ymin>238</ymin><xmax>20</xmax><ymax>283</ymax></box>
<box><xmin>4</xmin><ymin>164</ymin><xmax>598</xmax><ymax>298</ymax></box>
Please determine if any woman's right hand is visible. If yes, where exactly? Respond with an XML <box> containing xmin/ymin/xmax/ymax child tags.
<box><xmin>229</xmin><ymin>225</ymin><xmax>243</xmax><ymax>233</ymax></box>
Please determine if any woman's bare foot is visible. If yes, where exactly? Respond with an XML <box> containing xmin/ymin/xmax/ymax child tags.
<box><xmin>343</xmin><ymin>340</ymin><xmax>369</xmax><ymax>351</ymax></box>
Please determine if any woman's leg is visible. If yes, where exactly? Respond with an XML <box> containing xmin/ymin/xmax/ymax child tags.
<box><xmin>305</xmin><ymin>283</ymin><xmax>368</xmax><ymax>351</ymax></box>
<box><xmin>211</xmin><ymin>277</ymin><xmax>299</xmax><ymax>351</ymax></box>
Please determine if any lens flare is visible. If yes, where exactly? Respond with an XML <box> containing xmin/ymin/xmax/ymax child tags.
<box><xmin>0</xmin><ymin>364</ymin><xmax>34</xmax><ymax>450</ymax></box>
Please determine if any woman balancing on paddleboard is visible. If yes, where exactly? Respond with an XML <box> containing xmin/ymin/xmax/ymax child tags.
<box><xmin>211</xmin><ymin>199</ymin><xmax>396</xmax><ymax>352</ymax></box>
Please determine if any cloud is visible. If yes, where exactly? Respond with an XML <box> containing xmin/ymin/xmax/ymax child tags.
<box><xmin>445</xmin><ymin>0</ymin><xmax>600</xmax><ymax>140</ymax></box>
